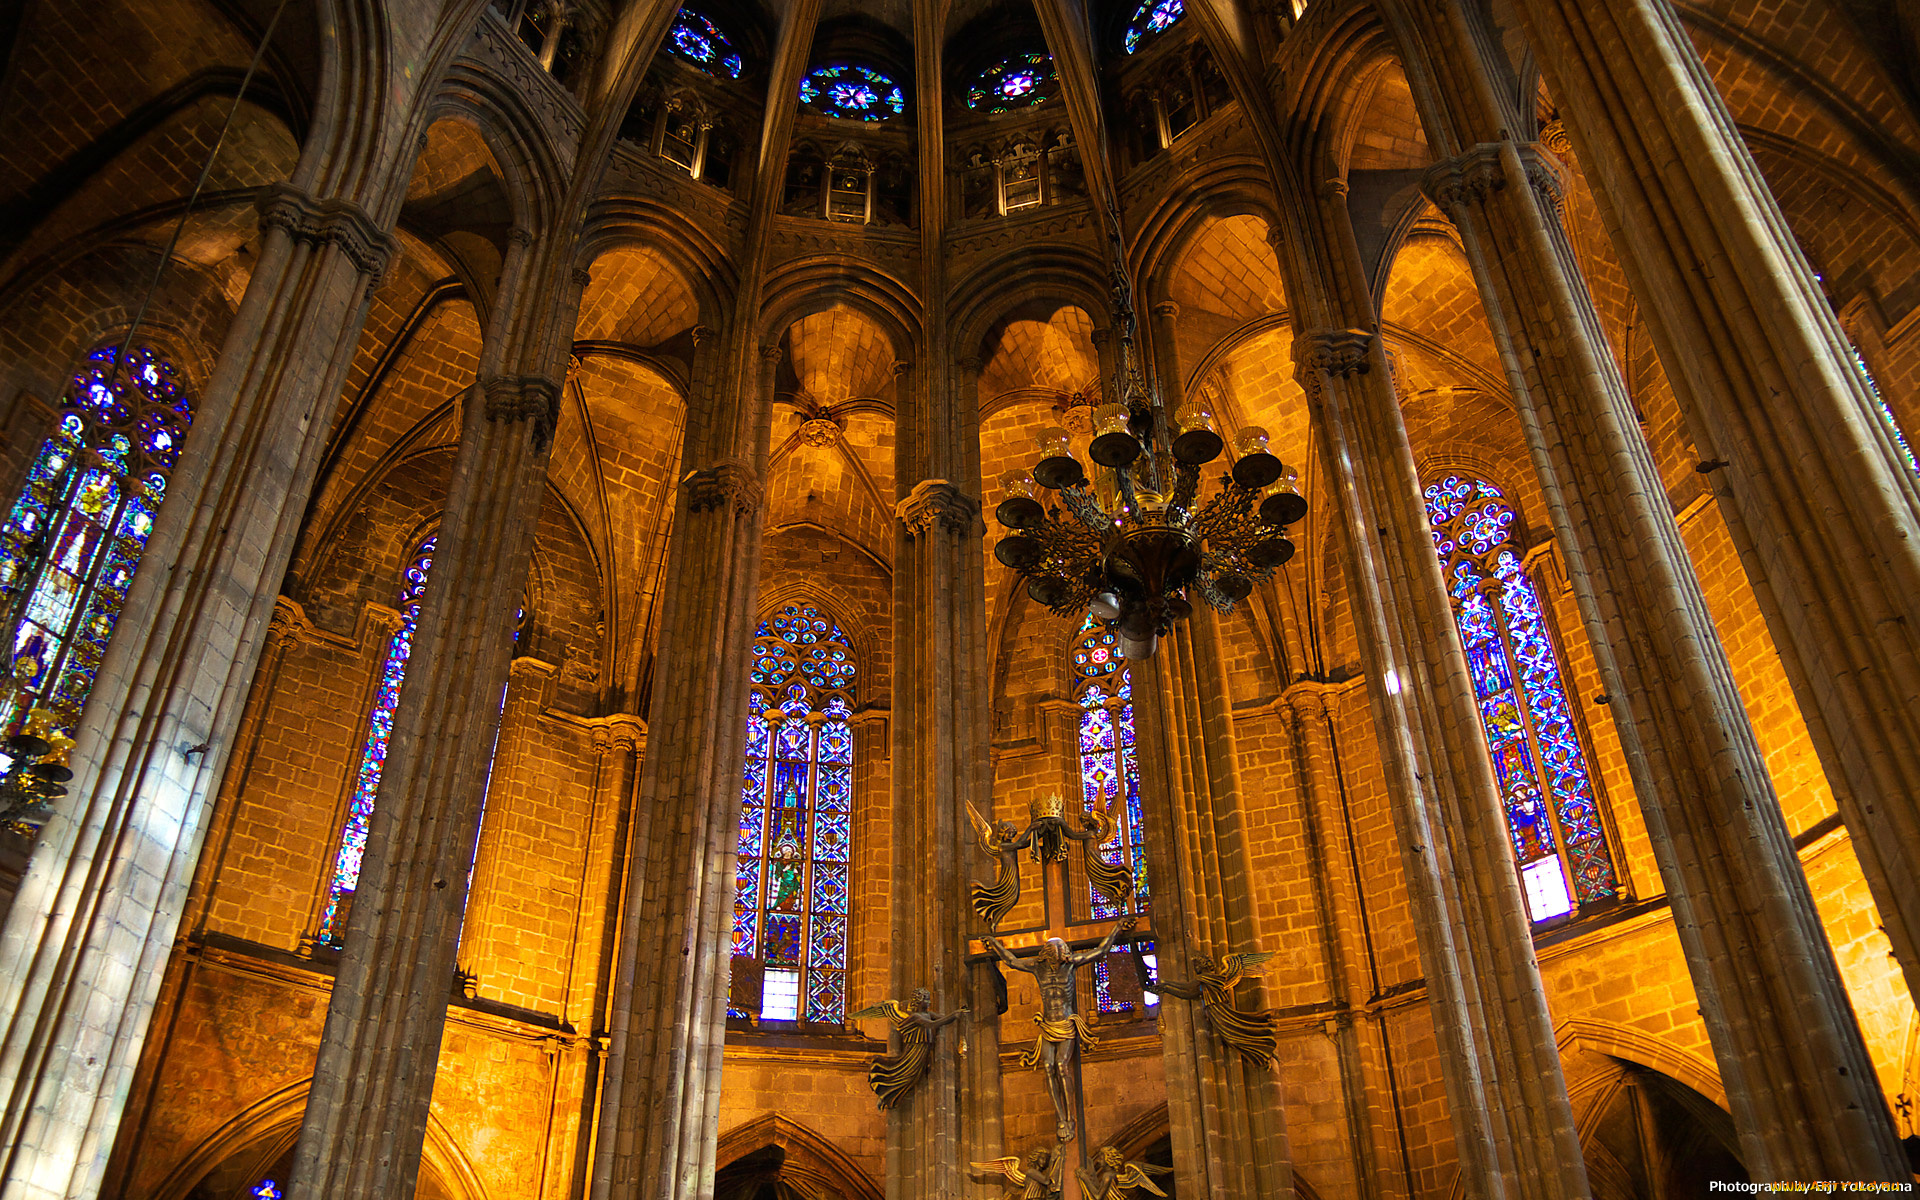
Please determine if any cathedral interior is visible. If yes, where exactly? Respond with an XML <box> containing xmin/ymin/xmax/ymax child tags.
<box><xmin>3</xmin><ymin>0</ymin><xmax>1920</xmax><ymax>1196</ymax></box>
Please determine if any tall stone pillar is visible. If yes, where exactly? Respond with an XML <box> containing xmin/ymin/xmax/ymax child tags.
<box><xmin>457</xmin><ymin>655</ymin><xmax>557</xmax><ymax>970</ymax></box>
<box><xmin>1127</xmin><ymin>610</ymin><xmax>1293</xmax><ymax>1198</ymax></box>
<box><xmin>1506</xmin><ymin>0</ymin><xmax>1920</xmax><ymax>1010</ymax></box>
<box><xmin>290</xmin><ymin>232</ymin><xmax>587</xmax><ymax>1199</ymax></box>
<box><xmin>591</xmin><ymin>343</ymin><xmax>777</xmax><ymax>1199</ymax></box>
<box><xmin>1293</xmin><ymin>314</ymin><xmax>1587</xmax><ymax>1198</ymax></box>
<box><xmin>889</xmin><ymin>349</ymin><xmax>997</xmax><ymax>1200</ymax></box>
<box><xmin>1374</xmin><ymin>2</ymin><xmax>1907</xmax><ymax>1170</ymax></box>
<box><xmin>0</xmin><ymin>183</ymin><xmax>394</xmax><ymax>1200</ymax></box>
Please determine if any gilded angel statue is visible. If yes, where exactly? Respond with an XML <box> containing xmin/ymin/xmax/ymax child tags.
<box><xmin>1063</xmin><ymin>789</ymin><xmax>1135</xmax><ymax>909</ymax></box>
<box><xmin>1077</xmin><ymin>1145</ymin><xmax>1173</xmax><ymax>1199</ymax></box>
<box><xmin>847</xmin><ymin>988</ymin><xmax>966</xmax><ymax>1109</ymax></box>
<box><xmin>1135</xmin><ymin>945</ymin><xmax>1281</xmax><ymax>1068</ymax></box>
<box><xmin>970</xmin><ymin>1144</ymin><xmax>1064</xmax><ymax>1199</ymax></box>
<box><xmin>965</xmin><ymin>799</ymin><xmax>1032</xmax><ymax>931</ymax></box>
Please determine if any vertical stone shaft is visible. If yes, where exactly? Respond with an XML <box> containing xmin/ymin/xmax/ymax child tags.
<box><xmin>292</xmin><ymin>236</ymin><xmax>583</xmax><ymax>1198</ymax></box>
<box><xmin>0</xmin><ymin>186</ymin><xmax>392</xmax><ymax>1200</ymax></box>
<box><xmin>591</xmin><ymin>347</ymin><xmax>775</xmax><ymax>1200</ymax></box>
<box><xmin>1508</xmin><ymin>0</ymin><xmax>1920</xmax><ymax>1003</ymax></box>
<box><xmin>1388</xmin><ymin>2</ymin><xmax>1906</xmax><ymax>1159</ymax></box>
<box><xmin>1129</xmin><ymin>610</ymin><xmax>1293</xmax><ymax>1199</ymax></box>
<box><xmin>1120</xmin><ymin>304</ymin><xmax>1291</xmax><ymax>1197</ymax></box>
<box><xmin>1293</xmin><ymin>314</ymin><xmax>1585</xmax><ymax>1195</ymax></box>
<box><xmin>891</xmin><ymin>353</ymin><xmax>992</xmax><ymax>1197</ymax></box>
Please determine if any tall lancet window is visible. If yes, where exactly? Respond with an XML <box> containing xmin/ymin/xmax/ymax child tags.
<box><xmin>0</xmin><ymin>344</ymin><xmax>194</xmax><ymax>753</ymax></box>
<box><xmin>1073</xmin><ymin>617</ymin><xmax>1154</xmax><ymax>1014</ymax></box>
<box><xmin>1425</xmin><ymin>474</ymin><xmax>1619</xmax><ymax>923</ymax></box>
<box><xmin>318</xmin><ymin>533</ymin><xmax>435</xmax><ymax>946</ymax></box>
<box><xmin>732</xmin><ymin>603</ymin><xmax>855</xmax><ymax>1025</ymax></box>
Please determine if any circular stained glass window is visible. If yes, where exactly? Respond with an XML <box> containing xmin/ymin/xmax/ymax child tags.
<box><xmin>1124</xmin><ymin>0</ymin><xmax>1184</xmax><ymax>53</ymax></box>
<box><xmin>666</xmin><ymin>9</ymin><xmax>744</xmax><ymax>78</ymax></box>
<box><xmin>966</xmin><ymin>52</ymin><xmax>1056</xmax><ymax>112</ymax></box>
<box><xmin>800</xmin><ymin>64</ymin><xmax>906</xmax><ymax>120</ymax></box>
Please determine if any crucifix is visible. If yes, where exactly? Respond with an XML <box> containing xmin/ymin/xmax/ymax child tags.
<box><xmin>967</xmin><ymin>793</ymin><xmax>1147</xmax><ymax>1200</ymax></box>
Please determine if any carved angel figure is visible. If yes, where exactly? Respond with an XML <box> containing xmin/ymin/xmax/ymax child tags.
<box><xmin>1063</xmin><ymin>790</ymin><xmax>1135</xmax><ymax>909</ymax></box>
<box><xmin>1077</xmin><ymin>1145</ymin><xmax>1173</xmax><ymax>1199</ymax></box>
<box><xmin>1135</xmin><ymin>946</ymin><xmax>1281</xmax><ymax>1068</ymax></box>
<box><xmin>970</xmin><ymin>1144</ymin><xmax>1064</xmax><ymax>1199</ymax></box>
<box><xmin>848</xmin><ymin>987</ymin><xmax>966</xmax><ymax>1110</ymax></box>
<box><xmin>966</xmin><ymin>799</ymin><xmax>1032</xmax><ymax>931</ymax></box>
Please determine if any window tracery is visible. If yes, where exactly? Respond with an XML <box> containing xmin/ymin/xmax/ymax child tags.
<box><xmin>1424</xmin><ymin>474</ymin><xmax>1619</xmax><ymax>923</ymax></box>
<box><xmin>1124</xmin><ymin>0</ymin><xmax>1184</xmax><ymax>53</ymax></box>
<box><xmin>666</xmin><ymin>8</ymin><xmax>744</xmax><ymax>78</ymax></box>
<box><xmin>0</xmin><ymin>344</ymin><xmax>193</xmax><ymax>755</ymax></box>
<box><xmin>318</xmin><ymin>533</ymin><xmax>436</xmax><ymax>946</ymax></box>
<box><xmin>1072</xmin><ymin>617</ymin><xmax>1154</xmax><ymax>1014</ymax></box>
<box><xmin>966</xmin><ymin>52</ymin><xmax>1057</xmax><ymax>112</ymax></box>
<box><xmin>799</xmin><ymin>64</ymin><xmax>906</xmax><ymax>121</ymax></box>
<box><xmin>731</xmin><ymin>603</ymin><xmax>856</xmax><ymax>1025</ymax></box>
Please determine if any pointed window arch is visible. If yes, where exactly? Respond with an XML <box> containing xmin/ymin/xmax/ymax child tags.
<box><xmin>0</xmin><ymin>343</ymin><xmax>194</xmax><ymax>754</ymax></box>
<box><xmin>1072</xmin><ymin>617</ymin><xmax>1155</xmax><ymax>1014</ymax></box>
<box><xmin>1424</xmin><ymin>474</ymin><xmax>1619</xmax><ymax>923</ymax></box>
<box><xmin>318</xmin><ymin>533</ymin><xmax>436</xmax><ymax>945</ymax></box>
<box><xmin>732</xmin><ymin>603</ymin><xmax>856</xmax><ymax>1025</ymax></box>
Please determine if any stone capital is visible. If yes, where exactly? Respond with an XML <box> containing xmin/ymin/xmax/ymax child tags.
<box><xmin>759</xmin><ymin>343</ymin><xmax>784</xmax><ymax>363</ymax></box>
<box><xmin>507</xmin><ymin>226</ymin><xmax>534</xmax><ymax>248</ymax></box>
<box><xmin>589</xmin><ymin>714</ymin><xmax>645</xmax><ymax>755</ymax></box>
<box><xmin>895</xmin><ymin>478</ymin><xmax>981</xmax><ymax>538</ymax></box>
<box><xmin>571</xmin><ymin>266</ymin><xmax>593</xmax><ymax>290</ymax></box>
<box><xmin>681</xmin><ymin>461</ymin><xmax>763</xmax><ymax>516</ymax></box>
<box><xmin>267</xmin><ymin>595</ymin><xmax>316</xmax><ymax>650</ymax></box>
<box><xmin>482</xmin><ymin>375</ymin><xmax>563</xmax><ymax>449</ymax></box>
<box><xmin>1422</xmin><ymin>142</ymin><xmax>1568</xmax><ymax>217</ymax></box>
<box><xmin>1294</xmin><ymin>329</ymin><xmax>1375</xmax><ymax>380</ymax></box>
<box><xmin>891</xmin><ymin>359</ymin><xmax>914</xmax><ymax>378</ymax></box>
<box><xmin>256</xmin><ymin>183</ymin><xmax>396</xmax><ymax>286</ymax></box>
<box><xmin>1150</xmin><ymin>300</ymin><xmax>1180</xmax><ymax>320</ymax></box>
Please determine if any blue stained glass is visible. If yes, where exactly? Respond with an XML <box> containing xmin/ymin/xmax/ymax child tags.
<box><xmin>1124</xmin><ymin>0</ymin><xmax>1183</xmax><ymax>53</ymax></box>
<box><xmin>1073</xmin><ymin>617</ymin><xmax>1151</xmax><ymax>971</ymax></box>
<box><xmin>1849</xmin><ymin>345</ymin><xmax>1919</xmax><ymax>477</ymax></box>
<box><xmin>250</xmin><ymin>1181</ymin><xmax>282</xmax><ymax>1200</ymax></box>
<box><xmin>667</xmin><ymin>9</ymin><xmax>744</xmax><ymax>78</ymax></box>
<box><xmin>966</xmin><ymin>52</ymin><xmax>1056</xmax><ymax>112</ymax></box>
<box><xmin>0</xmin><ymin>344</ymin><xmax>193</xmax><ymax>772</ymax></box>
<box><xmin>799</xmin><ymin>64</ymin><xmax>905</xmax><ymax>121</ymax></box>
<box><xmin>320</xmin><ymin>534</ymin><xmax>435</xmax><ymax>945</ymax></box>
<box><xmin>1424</xmin><ymin>475</ymin><xmax>1619</xmax><ymax>918</ymax></box>
<box><xmin>734</xmin><ymin>600</ymin><xmax>857</xmax><ymax>1024</ymax></box>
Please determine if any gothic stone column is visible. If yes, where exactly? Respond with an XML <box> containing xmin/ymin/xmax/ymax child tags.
<box><xmin>0</xmin><ymin>184</ymin><xmax>393</xmax><ymax>1200</ymax></box>
<box><xmin>1294</xmin><ymin>326</ymin><xmax>1588</xmax><ymax>1200</ymax></box>
<box><xmin>1415</xmin><ymin>130</ymin><xmax>1905</xmax><ymax>1173</ymax></box>
<box><xmin>1508</xmin><ymin>0</ymin><xmax>1920</xmax><ymax>1024</ymax></box>
<box><xmin>591</xmin><ymin>346</ymin><xmax>776</xmax><ymax>1200</ymax></box>
<box><xmin>1127</xmin><ymin>609</ymin><xmax>1294</xmax><ymax>1198</ymax></box>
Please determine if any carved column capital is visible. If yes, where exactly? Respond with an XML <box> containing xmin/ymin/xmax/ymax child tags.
<box><xmin>1294</xmin><ymin>329</ymin><xmax>1375</xmax><ymax>380</ymax></box>
<box><xmin>267</xmin><ymin>595</ymin><xmax>316</xmax><ymax>649</ymax></box>
<box><xmin>1318</xmin><ymin>177</ymin><xmax>1350</xmax><ymax>201</ymax></box>
<box><xmin>507</xmin><ymin>226</ymin><xmax>534</xmax><ymax>248</ymax></box>
<box><xmin>1422</xmin><ymin>143</ymin><xmax>1568</xmax><ymax>217</ymax></box>
<box><xmin>571</xmin><ymin>266</ymin><xmax>594</xmax><ymax>290</ymax></box>
<box><xmin>256</xmin><ymin>183</ymin><xmax>396</xmax><ymax>286</ymax></box>
<box><xmin>482</xmin><ymin>375</ymin><xmax>563</xmax><ymax>449</ymax></box>
<box><xmin>681</xmin><ymin>461</ymin><xmax>763</xmax><ymax>515</ymax></box>
<box><xmin>691</xmin><ymin>324</ymin><xmax>714</xmax><ymax>345</ymax></box>
<box><xmin>891</xmin><ymin>359</ymin><xmax>914</xmax><ymax>378</ymax></box>
<box><xmin>1150</xmin><ymin>300</ymin><xmax>1180</xmax><ymax>320</ymax></box>
<box><xmin>955</xmin><ymin>355</ymin><xmax>984</xmax><ymax>374</ymax></box>
<box><xmin>895</xmin><ymin>478</ymin><xmax>981</xmax><ymax>538</ymax></box>
<box><xmin>759</xmin><ymin>343</ymin><xmax>784</xmax><ymax>363</ymax></box>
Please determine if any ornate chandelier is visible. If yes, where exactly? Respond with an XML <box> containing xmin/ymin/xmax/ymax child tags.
<box><xmin>991</xmin><ymin>337</ymin><xmax>1306</xmax><ymax>661</ymax></box>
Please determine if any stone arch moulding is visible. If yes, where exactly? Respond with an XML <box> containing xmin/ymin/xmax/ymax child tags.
<box><xmin>147</xmin><ymin>1079</ymin><xmax>488</xmax><ymax>1200</ymax></box>
<box><xmin>758</xmin><ymin>258</ymin><xmax>923</xmax><ymax>358</ymax></box>
<box><xmin>1104</xmin><ymin>1102</ymin><xmax>1325</xmax><ymax>1200</ymax></box>
<box><xmin>1554</xmin><ymin>1017</ymin><xmax>1728</xmax><ymax>1113</ymax></box>
<box><xmin>713</xmin><ymin>1112</ymin><xmax>883</xmax><ymax>1200</ymax></box>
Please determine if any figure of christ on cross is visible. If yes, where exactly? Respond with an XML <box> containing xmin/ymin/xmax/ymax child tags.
<box><xmin>981</xmin><ymin>912</ymin><xmax>1136</xmax><ymax>1145</ymax></box>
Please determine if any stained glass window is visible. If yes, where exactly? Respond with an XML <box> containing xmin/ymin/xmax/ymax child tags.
<box><xmin>1124</xmin><ymin>0</ymin><xmax>1184</xmax><ymax>53</ymax></box>
<box><xmin>318</xmin><ymin>534</ymin><xmax>436</xmax><ymax>946</ymax></box>
<box><xmin>966</xmin><ymin>52</ymin><xmax>1056</xmax><ymax>112</ymax></box>
<box><xmin>1072</xmin><ymin>617</ymin><xmax>1154</xmax><ymax>1013</ymax></box>
<box><xmin>1849</xmin><ymin>345</ymin><xmax>1918</xmax><ymax>477</ymax></box>
<box><xmin>799</xmin><ymin>64</ymin><xmax>906</xmax><ymax>121</ymax></box>
<box><xmin>249</xmin><ymin>1181</ymin><xmax>283</xmax><ymax>1200</ymax></box>
<box><xmin>1424</xmin><ymin>474</ymin><xmax>1618</xmax><ymax>923</ymax></box>
<box><xmin>0</xmin><ymin>344</ymin><xmax>193</xmax><ymax>761</ymax></box>
<box><xmin>666</xmin><ymin>7</ymin><xmax>743</xmax><ymax>78</ymax></box>
<box><xmin>731</xmin><ymin>603</ymin><xmax>856</xmax><ymax>1025</ymax></box>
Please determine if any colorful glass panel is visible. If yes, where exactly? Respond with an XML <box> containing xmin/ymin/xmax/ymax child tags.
<box><xmin>799</xmin><ymin>64</ymin><xmax>906</xmax><ymax>120</ymax></box>
<box><xmin>966</xmin><ymin>52</ymin><xmax>1056</xmax><ymax>112</ymax></box>
<box><xmin>731</xmin><ymin>604</ymin><xmax>856</xmax><ymax>1024</ymax></box>
<box><xmin>666</xmin><ymin>7</ymin><xmax>744</xmax><ymax>78</ymax></box>
<box><xmin>1424</xmin><ymin>475</ymin><xmax>1618</xmax><ymax>922</ymax></box>
<box><xmin>0</xmin><ymin>345</ymin><xmax>194</xmax><ymax>760</ymax></box>
<box><xmin>318</xmin><ymin>535</ymin><xmax>436</xmax><ymax>945</ymax></box>
<box><xmin>1073</xmin><ymin>618</ymin><xmax>1150</xmax><ymax>1013</ymax></box>
<box><xmin>1124</xmin><ymin>0</ymin><xmax>1184</xmax><ymax>53</ymax></box>
<box><xmin>1850</xmin><ymin>345</ymin><xmax>1918</xmax><ymax>477</ymax></box>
